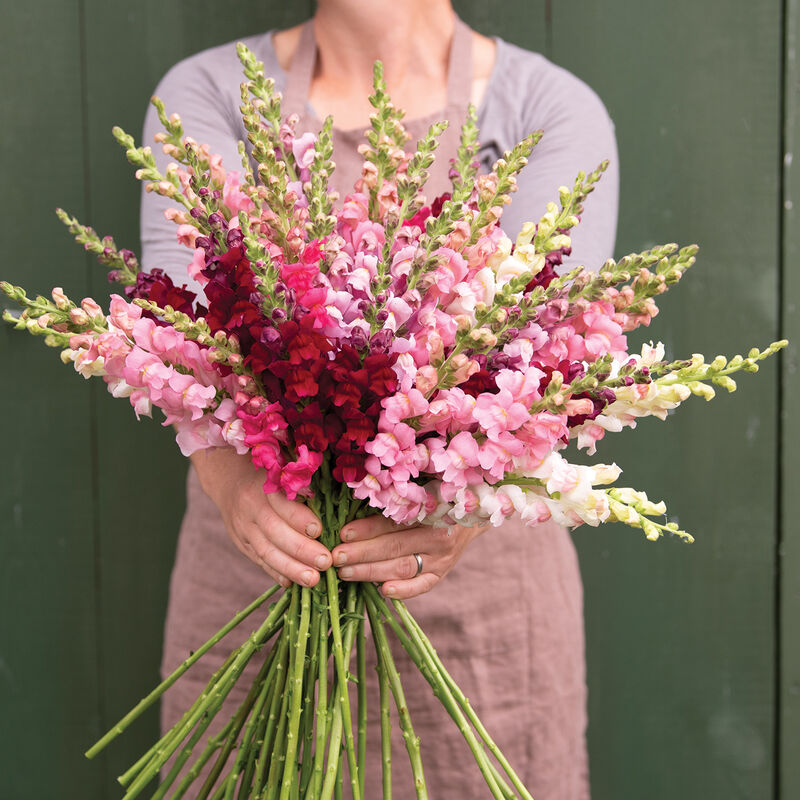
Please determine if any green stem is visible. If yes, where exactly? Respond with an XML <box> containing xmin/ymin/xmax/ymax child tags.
<box><xmin>87</xmin><ymin>585</ymin><xmax>282</xmax><ymax>760</ymax></box>
<box><xmin>357</xmin><ymin>614</ymin><xmax>367</xmax><ymax>800</ymax></box>
<box><xmin>334</xmin><ymin>752</ymin><xmax>344</xmax><ymax>800</ymax></box>
<box><xmin>319</xmin><ymin>585</ymin><xmax>361</xmax><ymax>800</ymax></box>
<box><xmin>377</xmin><ymin>639</ymin><xmax>393</xmax><ymax>800</ymax></box>
<box><xmin>364</xmin><ymin>594</ymin><xmax>428</xmax><ymax>800</ymax></box>
<box><xmin>224</xmin><ymin>648</ymin><xmax>282</xmax><ymax>800</ymax></box>
<box><xmin>307</xmin><ymin>600</ymin><xmax>330</xmax><ymax>800</ymax></box>
<box><xmin>265</xmin><ymin>591</ymin><xmax>298</xmax><ymax>799</ymax></box>
<box><xmin>298</xmin><ymin>595</ymin><xmax>323</xmax><ymax>797</ymax></box>
<box><xmin>280</xmin><ymin>586</ymin><xmax>312</xmax><ymax>800</ymax></box>
<box><xmin>324</xmin><ymin>569</ymin><xmax>361</xmax><ymax>800</ymax></box>
<box><xmin>319</xmin><ymin>680</ymin><xmax>344</xmax><ymax>800</ymax></box>
<box><xmin>252</xmin><ymin>625</ymin><xmax>291</xmax><ymax>796</ymax></box>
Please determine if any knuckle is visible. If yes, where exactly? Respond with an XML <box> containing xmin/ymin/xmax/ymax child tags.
<box><xmin>289</xmin><ymin>536</ymin><xmax>309</xmax><ymax>561</ymax></box>
<box><xmin>255</xmin><ymin>507</ymin><xmax>277</xmax><ymax>536</ymax></box>
<box><xmin>388</xmin><ymin>537</ymin><xmax>404</xmax><ymax>560</ymax></box>
<box><xmin>431</xmin><ymin>527</ymin><xmax>452</xmax><ymax>547</ymax></box>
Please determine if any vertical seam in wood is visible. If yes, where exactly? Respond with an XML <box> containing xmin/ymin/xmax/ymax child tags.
<box><xmin>77</xmin><ymin>0</ymin><xmax>108</xmax><ymax>789</ymax></box>
<box><xmin>777</xmin><ymin>1</ymin><xmax>790</xmax><ymax>798</ymax></box>
<box><xmin>544</xmin><ymin>0</ymin><xmax>553</xmax><ymax>61</ymax></box>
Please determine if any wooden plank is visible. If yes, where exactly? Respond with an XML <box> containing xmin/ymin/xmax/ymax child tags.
<box><xmin>0</xmin><ymin>1</ymin><xmax>105</xmax><ymax>796</ymax></box>
<box><xmin>549</xmin><ymin>3</ymin><xmax>783</xmax><ymax>799</ymax></box>
<box><xmin>80</xmin><ymin>2</ymin><xmax>313</xmax><ymax>794</ymax></box>
<box><xmin>454</xmin><ymin>0</ymin><xmax>548</xmax><ymax>55</ymax></box>
<box><xmin>781</xmin><ymin>1</ymin><xmax>800</xmax><ymax>797</ymax></box>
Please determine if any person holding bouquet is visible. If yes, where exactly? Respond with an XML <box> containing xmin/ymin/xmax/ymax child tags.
<box><xmin>141</xmin><ymin>1</ymin><xmax>618</xmax><ymax>797</ymax></box>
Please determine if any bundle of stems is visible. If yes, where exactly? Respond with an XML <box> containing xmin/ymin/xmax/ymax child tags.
<box><xmin>88</xmin><ymin>459</ymin><xmax>534</xmax><ymax>799</ymax></box>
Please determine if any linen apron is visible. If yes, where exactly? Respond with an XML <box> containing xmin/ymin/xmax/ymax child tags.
<box><xmin>161</xmin><ymin>17</ymin><xmax>590</xmax><ymax>799</ymax></box>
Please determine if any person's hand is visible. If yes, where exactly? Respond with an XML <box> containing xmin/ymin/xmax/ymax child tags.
<box><xmin>190</xmin><ymin>447</ymin><xmax>331</xmax><ymax>588</ymax></box>
<box><xmin>331</xmin><ymin>517</ymin><xmax>489</xmax><ymax>599</ymax></box>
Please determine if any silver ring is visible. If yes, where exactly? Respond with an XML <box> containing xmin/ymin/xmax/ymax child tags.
<box><xmin>414</xmin><ymin>553</ymin><xmax>422</xmax><ymax>578</ymax></box>
<box><xmin>413</xmin><ymin>553</ymin><xmax>423</xmax><ymax>577</ymax></box>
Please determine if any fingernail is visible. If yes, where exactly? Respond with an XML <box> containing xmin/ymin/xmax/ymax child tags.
<box><xmin>302</xmin><ymin>570</ymin><xmax>315</xmax><ymax>586</ymax></box>
<box><xmin>339</xmin><ymin>567</ymin><xmax>353</xmax><ymax>579</ymax></box>
<box><xmin>306</xmin><ymin>523</ymin><xmax>320</xmax><ymax>537</ymax></box>
<box><xmin>316</xmin><ymin>554</ymin><xmax>330</xmax><ymax>569</ymax></box>
<box><xmin>341</xmin><ymin>527</ymin><xmax>352</xmax><ymax>541</ymax></box>
<box><xmin>333</xmin><ymin>552</ymin><xmax>347</xmax><ymax>566</ymax></box>
<box><xmin>383</xmin><ymin>585</ymin><xmax>396</xmax><ymax>596</ymax></box>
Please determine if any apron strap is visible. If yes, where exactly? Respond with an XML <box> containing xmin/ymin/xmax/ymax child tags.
<box><xmin>282</xmin><ymin>19</ymin><xmax>316</xmax><ymax>118</ymax></box>
<box><xmin>282</xmin><ymin>15</ymin><xmax>473</xmax><ymax>120</ymax></box>
<box><xmin>446</xmin><ymin>16</ymin><xmax>473</xmax><ymax>111</ymax></box>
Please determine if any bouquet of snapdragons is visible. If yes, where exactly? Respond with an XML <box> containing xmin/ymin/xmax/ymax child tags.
<box><xmin>2</xmin><ymin>45</ymin><xmax>786</xmax><ymax>800</ymax></box>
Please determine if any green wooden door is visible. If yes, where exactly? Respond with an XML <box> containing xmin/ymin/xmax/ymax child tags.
<box><xmin>0</xmin><ymin>2</ymin><xmax>793</xmax><ymax>798</ymax></box>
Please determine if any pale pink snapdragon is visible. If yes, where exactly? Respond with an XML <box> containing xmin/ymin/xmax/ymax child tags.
<box><xmin>381</xmin><ymin>389</ymin><xmax>429</xmax><ymax>425</ymax></box>
<box><xmin>417</xmin><ymin>387</ymin><xmax>476</xmax><ymax>436</ymax></box>
<box><xmin>473</xmin><ymin>388</ymin><xmax>530</xmax><ymax>441</ymax></box>
<box><xmin>579</xmin><ymin>309</ymin><xmax>628</xmax><ymax>360</ymax></box>
<box><xmin>421</xmin><ymin>247</ymin><xmax>468</xmax><ymax>301</ymax></box>
<box><xmin>428</xmin><ymin>431</ymin><xmax>483</xmax><ymax>488</ymax></box>
<box><xmin>365</xmin><ymin>422</ymin><xmax>417</xmax><ymax>469</ymax></box>
<box><xmin>109</xmin><ymin>294</ymin><xmax>143</xmax><ymax>337</ymax></box>
<box><xmin>495</xmin><ymin>366</ymin><xmax>545</xmax><ymax>406</ymax></box>
<box><xmin>477</xmin><ymin>432</ymin><xmax>526</xmax><ymax>482</ymax></box>
<box><xmin>444</xmin><ymin>267</ymin><xmax>496</xmax><ymax>319</ymax></box>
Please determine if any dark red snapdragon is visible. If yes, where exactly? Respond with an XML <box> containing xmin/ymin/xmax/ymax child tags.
<box><xmin>125</xmin><ymin>268</ymin><xmax>205</xmax><ymax>320</ymax></box>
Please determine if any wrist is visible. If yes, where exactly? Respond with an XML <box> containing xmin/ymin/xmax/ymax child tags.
<box><xmin>190</xmin><ymin>447</ymin><xmax>254</xmax><ymax>509</ymax></box>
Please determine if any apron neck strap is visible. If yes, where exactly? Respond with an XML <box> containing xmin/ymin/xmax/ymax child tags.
<box><xmin>282</xmin><ymin>16</ymin><xmax>473</xmax><ymax>119</ymax></box>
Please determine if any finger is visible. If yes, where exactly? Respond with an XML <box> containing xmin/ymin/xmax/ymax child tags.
<box><xmin>267</xmin><ymin>491</ymin><xmax>323</xmax><ymax>538</ymax></box>
<box><xmin>332</xmin><ymin>528</ymin><xmax>432</xmax><ymax>567</ymax></box>
<box><xmin>247</xmin><ymin>528</ymin><xmax>323</xmax><ymax>588</ymax></box>
<box><xmin>255</xmin><ymin>507</ymin><xmax>333</xmax><ymax>572</ymax></box>
<box><xmin>232</xmin><ymin>534</ymin><xmax>292</xmax><ymax>588</ymax></box>
<box><xmin>380</xmin><ymin>571</ymin><xmax>440</xmax><ymax>600</ymax></box>
<box><xmin>338</xmin><ymin>553</ymin><xmax>427</xmax><ymax>583</ymax></box>
<box><xmin>340</xmin><ymin>514</ymin><xmax>412</xmax><ymax>542</ymax></box>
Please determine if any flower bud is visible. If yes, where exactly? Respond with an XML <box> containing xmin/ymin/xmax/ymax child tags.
<box><xmin>714</xmin><ymin>375</ymin><xmax>737</xmax><ymax>393</ymax></box>
<box><xmin>52</xmin><ymin>287</ymin><xmax>69</xmax><ymax>309</ymax></box>
<box><xmin>642</xmin><ymin>520</ymin><xmax>662</xmax><ymax>541</ymax></box>
<box><xmin>687</xmin><ymin>381</ymin><xmax>715</xmax><ymax>400</ymax></box>
<box><xmin>710</xmin><ymin>355</ymin><xmax>727</xmax><ymax>371</ymax></box>
<box><xmin>81</xmin><ymin>298</ymin><xmax>104</xmax><ymax>318</ymax></box>
<box><xmin>69</xmin><ymin>308</ymin><xmax>90</xmax><ymax>326</ymax></box>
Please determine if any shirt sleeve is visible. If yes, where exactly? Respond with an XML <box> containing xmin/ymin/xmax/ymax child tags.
<box><xmin>482</xmin><ymin>45</ymin><xmax>620</xmax><ymax>272</ymax></box>
<box><xmin>139</xmin><ymin>46</ymin><xmax>251</xmax><ymax>288</ymax></box>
